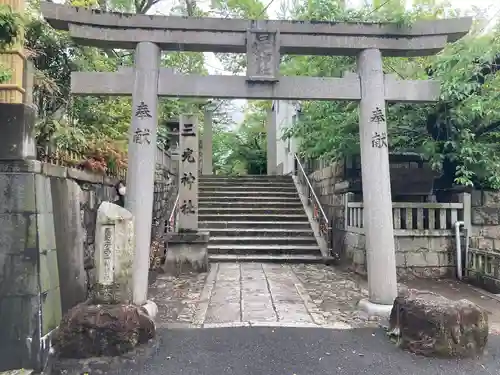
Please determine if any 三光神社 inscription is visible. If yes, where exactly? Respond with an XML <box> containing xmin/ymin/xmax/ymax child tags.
<box><xmin>180</xmin><ymin>199</ymin><xmax>196</xmax><ymax>214</ymax></box>
<box><xmin>178</xmin><ymin>116</ymin><xmax>199</xmax><ymax>231</ymax></box>
<box><xmin>181</xmin><ymin>122</ymin><xmax>196</xmax><ymax>137</ymax></box>
<box><xmin>181</xmin><ymin>172</ymin><xmax>196</xmax><ymax>189</ymax></box>
<box><xmin>182</xmin><ymin>148</ymin><xmax>196</xmax><ymax>163</ymax></box>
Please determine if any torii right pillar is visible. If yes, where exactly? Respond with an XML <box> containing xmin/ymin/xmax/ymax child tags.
<box><xmin>357</xmin><ymin>49</ymin><xmax>398</xmax><ymax>315</ymax></box>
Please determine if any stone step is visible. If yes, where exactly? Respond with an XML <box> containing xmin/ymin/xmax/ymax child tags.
<box><xmin>198</xmin><ymin>196</ymin><xmax>300</xmax><ymax>203</ymax></box>
<box><xmin>207</xmin><ymin>244</ymin><xmax>321</xmax><ymax>255</ymax></box>
<box><xmin>200</xmin><ymin>185</ymin><xmax>297</xmax><ymax>192</ymax></box>
<box><xmin>209</xmin><ymin>254</ymin><xmax>325</xmax><ymax>263</ymax></box>
<box><xmin>209</xmin><ymin>236</ymin><xmax>317</xmax><ymax>246</ymax></box>
<box><xmin>199</xmin><ymin>221</ymin><xmax>312</xmax><ymax>230</ymax></box>
<box><xmin>198</xmin><ymin>207</ymin><xmax>305</xmax><ymax>215</ymax></box>
<box><xmin>199</xmin><ymin>191</ymin><xmax>298</xmax><ymax>197</ymax></box>
<box><xmin>198</xmin><ymin>214</ymin><xmax>307</xmax><ymax>222</ymax></box>
<box><xmin>200</xmin><ymin>175</ymin><xmax>292</xmax><ymax>181</ymax></box>
<box><xmin>199</xmin><ymin>182</ymin><xmax>294</xmax><ymax>188</ymax></box>
<box><xmin>198</xmin><ymin>201</ymin><xmax>304</xmax><ymax>209</ymax></box>
<box><xmin>205</xmin><ymin>228</ymin><xmax>314</xmax><ymax>237</ymax></box>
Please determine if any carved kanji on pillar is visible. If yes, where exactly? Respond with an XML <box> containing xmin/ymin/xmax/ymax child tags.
<box><xmin>246</xmin><ymin>30</ymin><xmax>280</xmax><ymax>82</ymax></box>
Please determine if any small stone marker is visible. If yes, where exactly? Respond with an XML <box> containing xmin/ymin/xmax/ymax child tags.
<box><xmin>94</xmin><ymin>201</ymin><xmax>135</xmax><ymax>304</ymax></box>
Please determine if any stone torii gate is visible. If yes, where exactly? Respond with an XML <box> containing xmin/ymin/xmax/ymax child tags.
<box><xmin>41</xmin><ymin>2</ymin><xmax>471</xmax><ymax>315</ymax></box>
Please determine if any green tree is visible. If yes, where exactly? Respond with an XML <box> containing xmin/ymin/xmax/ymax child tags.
<box><xmin>0</xmin><ymin>5</ymin><xmax>23</xmax><ymax>82</ymax></box>
<box><xmin>212</xmin><ymin>101</ymin><xmax>268</xmax><ymax>175</ymax></box>
<box><xmin>282</xmin><ymin>0</ymin><xmax>500</xmax><ymax>189</ymax></box>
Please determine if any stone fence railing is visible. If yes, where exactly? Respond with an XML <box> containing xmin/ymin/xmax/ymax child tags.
<box><xmin>345</xmin><ymin>198</ymin><xmax>469</xmax><ymax>236</ymax></box>
<box><xmin>343</xmin><ymin>193</ymin><xmax>472</xmax><ymax>279</ymax></box>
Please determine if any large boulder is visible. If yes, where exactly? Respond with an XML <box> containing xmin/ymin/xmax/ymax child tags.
<box><xmin>389</xmin><ymin>290</ymin><xmax>488</xmax><ymax>358</ymax></box>
<box><xmin>52</xmin><ymin>303</ymin><xmax>155</xmax><ymax>359</ymax></box>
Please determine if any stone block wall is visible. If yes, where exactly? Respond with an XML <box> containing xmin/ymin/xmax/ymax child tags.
<box><xmin>308</xmin><ymin>162</ymin><xmax>346</xmax><ymax>220</ymax></box>
<box><xmin>344</xmin><ymin>231</ymin><xmax>456</xmax><ymax>280</ymax></box>
<box><xmin>467</xmin><ymin>190</ymin><xmax>500</xmax><ymax>292</ymax></box>
<box><xmin>308</xmin><ymin>163</ymin><xmax>348</xmax><ymax>258</ymax></box>
<box><xmin>470</xmin><ymin>190</ymin><xmax>500</xmax><ymax>248</ymax></box>
<box><xmin>0</xmin><ymin>160</ymin><xmax>121</xmax><ymax>371</ymax></box>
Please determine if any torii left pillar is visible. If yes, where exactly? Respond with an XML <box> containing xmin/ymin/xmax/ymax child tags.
<box><xmin>126</xmin><ymin>41</ymin><xmax>161</xmax><ymax>308</ymax></box>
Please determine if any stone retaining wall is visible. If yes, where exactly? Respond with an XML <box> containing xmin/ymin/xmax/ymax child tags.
<box><xmin>344</xmin><ymin>231</ymin><xmax>455</xmax><ymax>280</ymax></box>
<box><xmin>467</xmin><ymin>190</ymin><xmax>500</xmax><ymax>292</ymax></box>
<box><xmin>308</xmin><ymin>163</ymin><xmax>457</xmax><ymax>280</ymax></box>
<box><xmin>0</xmin><ymin>157</ymin><xmax>173</xmax><ymax>371</ymax></box>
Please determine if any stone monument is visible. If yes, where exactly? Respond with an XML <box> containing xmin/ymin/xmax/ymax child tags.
<box><xmin>93</xmin><ymin>201</ymin><xmax>135</xmax><ymax>304</ymax></box>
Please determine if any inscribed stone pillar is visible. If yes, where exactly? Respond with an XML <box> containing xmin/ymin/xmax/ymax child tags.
<box><xmin>125</xmin><ymin>41</ymin><xmax>160</xmax><ymax>306</ymax></box>
<box><xmin>94</xmin><ymin>201</ymin><xmax>135</xmax><ymax>304</ymax></box>
<box><xmin>357</xmin><ymin>48</ymin><xmax>398</xmax><ymax>308</ymax></box>
<box><xmin>164</xmin><ymin>114</ymin><xmax>208</xmax><ymax>275</ymax></box>
<box><xmin>202</xmin><ymin>109</ymin><xmax>213</xmax><ymax>175</ymax></box>
<box><xmin>178</xmin><ymin>114</ymin><xmax>199</xmax><ymax>231</ymax></box>
<box><xmin>267</xmin><ymin>106</ymin><xmax>277</xmax><ymax>175</ymax></box>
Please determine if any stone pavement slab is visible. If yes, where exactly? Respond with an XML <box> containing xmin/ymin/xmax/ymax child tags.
<box><xmin>148</xmin><ymin>271</ymin><xmax>208</xmax><ymax>328</ymax></box>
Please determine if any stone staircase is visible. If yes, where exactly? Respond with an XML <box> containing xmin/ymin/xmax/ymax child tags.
<box><xmin>199</xmin><ymin>175</ymin><xmax>324</xmax><ymax>263</ymax></box>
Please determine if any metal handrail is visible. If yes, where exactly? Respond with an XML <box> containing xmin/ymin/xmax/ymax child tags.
<box><xmin>293</xmin><ymin>153</ymin><xmax>329</xmax><ymax>225</ymax></box>
<box><xmin>167</xmin><ymin>193</ymin><xmax>180</xmax><ymax>232</ymax></box>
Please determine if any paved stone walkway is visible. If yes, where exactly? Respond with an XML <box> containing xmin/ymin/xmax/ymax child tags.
<box><xmin>150</xmin><ymin>263</ymin><xmax>378</xmax><ymax>329</ymax></box>
<box><xmin>149</xmin><ymin>262</ymin><xmax>500</xmax><ymax>332</ymax></box>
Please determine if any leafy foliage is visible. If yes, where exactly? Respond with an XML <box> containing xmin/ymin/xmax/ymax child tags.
<box><xmin>212</xmin><ymin>101</ymin><xmax>268</xmax><ymax>175</ymax></box>
<box><xmin>0</xmin><ymin>5</ymin><xmax>23</xmax><ymax>83</ymax></box>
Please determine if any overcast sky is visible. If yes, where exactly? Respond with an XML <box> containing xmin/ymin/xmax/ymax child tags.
<box><xmin>150</xmin><ymin>0</ymin><xmax>500</xmax><ymax>124</ymax></box>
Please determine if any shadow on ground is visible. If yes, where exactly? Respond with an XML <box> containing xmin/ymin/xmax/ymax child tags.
<box><xmin>107</xmin><ymin>327</ymin><xmax>500</xmax><ymax>375</ymax></box>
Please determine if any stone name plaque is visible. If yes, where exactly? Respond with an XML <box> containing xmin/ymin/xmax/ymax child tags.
<box><xmin>246</xmin><ymin>30</ymin><xmax>280</xmax><ymax>82</ymax></box>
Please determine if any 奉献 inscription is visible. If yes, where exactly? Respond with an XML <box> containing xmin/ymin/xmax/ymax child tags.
<box><xmin>135</xmin><ymin>101</ymin><xmax>152</xmax><ymax>119</ymax></box>
<box><xmin>181</xmin><ymin>172</ymin><xmax>196</xmax><ymax>189</ymax></box>
<box><xmin>133</xmin><ymin>128</ymin><xmax>151</xmax><ymax>144</ymax></box>
<box><xmin>370</xmin><ymin>107</ymin><xmax>386</xmax><ymax>123</ymax></box>
<box><xmin>371</xmin><ymin>132</ymin><xmax>388</xmax><ymax>148</ymax></box>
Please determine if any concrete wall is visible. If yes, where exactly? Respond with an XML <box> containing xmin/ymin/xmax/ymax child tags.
<box><xmin>274</xmin><ymin>100</ymin><xmax>299</xmax><ymax>175</ymax></box>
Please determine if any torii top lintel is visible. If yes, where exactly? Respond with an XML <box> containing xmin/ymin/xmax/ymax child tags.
<box><xmin>41</xmin><ymin>3</ymin><xmax>471</xmax><ymax>57</ymax></box>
